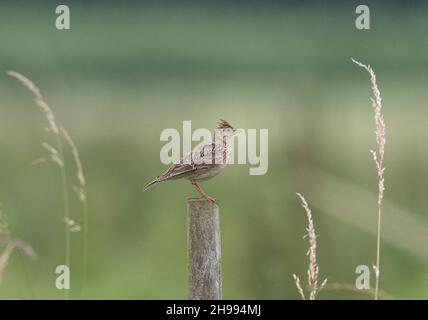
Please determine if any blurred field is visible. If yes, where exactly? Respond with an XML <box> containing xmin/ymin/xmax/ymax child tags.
<box><xmin>0</xmin><ymin>2</ymin><xmax>428</xmax><ymax>299</ymax></box>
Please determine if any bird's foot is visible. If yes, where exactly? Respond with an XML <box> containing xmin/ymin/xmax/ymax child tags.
<box><xmin>191</xmin><ymin>181</ymin><xmax>217</xmax><ymax>204</ymax></box>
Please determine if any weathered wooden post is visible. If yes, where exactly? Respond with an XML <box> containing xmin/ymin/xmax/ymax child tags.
<box><xmin>187</xmin><ymin>198</ymin><xmax>222</xmax><ymax>300</ymax></box>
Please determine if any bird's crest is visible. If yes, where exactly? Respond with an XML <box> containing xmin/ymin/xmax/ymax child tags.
<box><xmin>216</xmin><ymin>119</ymin><xmax>234</xmax><ymax>130</ymax></box>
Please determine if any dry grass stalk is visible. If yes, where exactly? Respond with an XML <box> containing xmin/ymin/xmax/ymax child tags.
<box><xmin>6</xmin><ymin>71</ymin><xmax>59</xmax><ymax>135</ymax></box>
<box><xmin>0</xmin><ymin>238</ymin><xmax>37</xmax><ymax>284</ymax></box>
<box><xmin>0</xmin><ymin>235</ymin><xmax>37</xmax><ymax>260</ymax></box>
<box><xmin>292</xmin><ymin>274</ymin><xmax>306</xmax><ymax>300</ymax></box>
<box><xmin>7</xmin><ymin>71</ymin><xmax>88</xmax><ymax>298</ymax></box>
<box><xmin>7</xmin><ymin>72</ymin><xmax>71</xmax><ymax>298</ymax></box>
<box><xmin>352</xmin><ymin>59</ymin><xmax>386</xmax><ymax>300</ymax></box>
<box><xmin>0</xmin><ymin>209</ymin><xmax>13</xmax><ymax>283</ymax></box>
<box><xmin>0</xmin><ymin>210</ymin><xmax>37</xmax><ymax>284</ymax></box>
<box><xmin>61</xmin><ymin>126</ymin><xmax>89</xmax><ymax>294</ymax></box>
<box><xmin>60</xmin><ymin>127</ymin><xmax>86</xmax><ymax>204</ymax></box>
<box><xmin>0</xmin><ymin>242</ymin><xmax>15</xmax><ymax>283</ymax></box>
<box><xmin>293</xmin><ymin>193</ymin><xmax>327</xmax><ymax>300</ymax></box>
<box><xmin>41</xmin><ymin>142</ymin><xmax>64</xmax><ymax>167</ymax></box>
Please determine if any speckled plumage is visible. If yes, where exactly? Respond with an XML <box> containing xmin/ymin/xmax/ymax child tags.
<box><xmin>144</xmin><ymin>119</ymin><xmax>236</xmax><ymax>202</ymax></box>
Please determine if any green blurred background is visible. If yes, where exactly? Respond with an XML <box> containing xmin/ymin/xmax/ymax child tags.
<box><xmin>0</xmin><ymin>0</ymin><xmax>427</xmax><ymax>299</ymax></box>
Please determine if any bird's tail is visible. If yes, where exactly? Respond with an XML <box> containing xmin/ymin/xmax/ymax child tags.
<box><xmin>143</xmin><ymin>178</ymin><xmax>161</xmax><ymax>192</ymax></box>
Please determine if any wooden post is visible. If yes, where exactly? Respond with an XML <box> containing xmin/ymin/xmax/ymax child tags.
<box><xmin>187</xmin><ymin>198</ymin><xmax>222</xmax><ymax>300</ymax></box>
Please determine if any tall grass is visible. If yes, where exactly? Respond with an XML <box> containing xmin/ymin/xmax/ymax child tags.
<box><xmin>293</xmin><ymin>193</ymin><xmax>327</xmax><ymax>300</ymax></box>
<box><xmin>61</xmin><ymin>127</ymin><xmax>88</xmax><ymax>295</ymax></box>
<box><xmin>0</xmin><ymin>209</ymin><xmax>37</xmax><ymax>286</ymax></box>
<box><xmin>352</xmin><ymin>59</ymin><xmax>386</xmax><ymax>300</ymax></box>
<box><xmin>7</xmin><ymin>71</ymin><xmax>88</xmax><ymax>299</ymax></box>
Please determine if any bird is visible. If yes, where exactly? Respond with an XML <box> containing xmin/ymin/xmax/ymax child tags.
<box><xmin>143</xmin><ymin>119</ymin><xmax>238</xmax><ymax>203</ymax></box>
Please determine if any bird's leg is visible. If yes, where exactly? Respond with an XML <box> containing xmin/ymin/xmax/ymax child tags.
<box><xmin>191</xmin><ymin>181</ymin><xmax>217</xmax><ymax>203</ymax></box>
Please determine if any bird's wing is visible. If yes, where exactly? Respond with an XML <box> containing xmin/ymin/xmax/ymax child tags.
<box><xmin>159</xmin><ymin>163</ymin><xmax>195</xmax><ymax>180</ymax></box>
<box><xmin>191</xmin><ymin>143</ymin><xmax>216</xmax><ymax>165</ymax></box>
<box><xmin>157</xmin><ymin>143</ymin><xmax>216</xmax><ymax>181</ymax></box>
<box><xmin>158</xmin><ymin>163</ymin><xmax>211</xmax><ymax>181</ymax></box>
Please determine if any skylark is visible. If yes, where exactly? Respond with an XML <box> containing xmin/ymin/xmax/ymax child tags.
<box><xmin>144</xmin><ymin>119</ymin><xmax>237</xmax><ymax>203</ymax></box>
